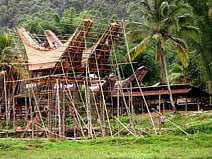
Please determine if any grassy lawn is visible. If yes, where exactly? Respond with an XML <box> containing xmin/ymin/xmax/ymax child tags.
<box><xmin>0</xmin><ymin>111</ymin><xmax>211</xmax><ymax>159</ymax></box>
<box><xmin>0</xmin><ymin>134</ymin><xmax>211</xmax><ymax>159</ymax></box>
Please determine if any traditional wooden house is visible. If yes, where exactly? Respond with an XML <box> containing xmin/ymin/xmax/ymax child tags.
<box><xmin>0</xmin><ymin>18</ymin><xmax>210</xmax><ymax>138</ymax></box>
<box><xmin>110</xmin><ymin>72</ymin><xmax>211</xmax><ymax>114</ymax></box>
<box><xmin>0</xmin><ymin>19</ymin><xmax>122</xmax><ymax>138</ymax></box>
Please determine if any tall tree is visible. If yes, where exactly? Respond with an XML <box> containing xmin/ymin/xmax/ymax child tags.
<box><xmin>186</xmin><ymin>0</ymin><xmax>212</xmax><ymax>85</ymax></box>
<box><xmin>126</xmin><ymin>0</ymin><xmax>200</xmax><ymax>111</ymax></box>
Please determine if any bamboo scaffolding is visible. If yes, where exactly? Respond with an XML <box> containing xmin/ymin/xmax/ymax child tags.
<box><xmin>122</xmin><ymin>20</ymin><xmax>157</xmax><ymax>135</ymax></box>
<box><xmin>0</xmin><ymin>17</ymin><xmax>176</xmax><ymax>140</ymax></box>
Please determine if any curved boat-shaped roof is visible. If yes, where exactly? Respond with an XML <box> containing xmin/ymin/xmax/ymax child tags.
<box><xmin>17</xmin><ymin>19</ymin><xmax>93</xmax><ymax>71</ymax></box>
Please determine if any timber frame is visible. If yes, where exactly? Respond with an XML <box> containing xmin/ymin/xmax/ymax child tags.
<box><xmin>0</xmin><ymin>18</ymin><xmax>210</xmax><ymax>139</ymax></box>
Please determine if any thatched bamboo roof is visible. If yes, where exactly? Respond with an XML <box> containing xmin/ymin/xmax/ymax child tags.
<box><xmin>17</xmin><ymin>19</ymin><xmax>93</xmax><ymax>71</ymax></box>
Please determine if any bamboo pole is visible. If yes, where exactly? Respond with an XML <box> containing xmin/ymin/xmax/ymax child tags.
<box><xmin>64</xmin><ymin>85</ymin><xmax>86</xmax><ymax>138</ymax></box>
<box><xmin>109</xmin><ymin>28</ymin><xmax>137</xmax><ymax>136</ymax></box>
<box><xmin>62</xmin><ymin>84</ymin><xmax>66</xmax><ymax>136</ymax></box>
<box><xmin>27</xmin><ymin>86</ymin><xmax>34</xmax><ymax>138</ymax></box>
<box><xmin>130</xmin><ymin>83</ymin><xmax>135</xmax><ymax>133</ymax></box>
<box><xmin>56</xmin><ymin>79</ymin><xmax>62</xmax><ymax>137</ymax></box>
<box><xmin>115</xmin><ymin>117</ymin><xmax>137</xmax><ymax>137</ymax></box>
<box><xmin>84</xmin><ymin>81</ymin><xmax>93</xmax><ymax>138</ymax></box>
<box><xmin>89</xmin><ymin>80</ymin><xmax>104</xmax><ymax>136</ymax></box>
<box><xmin>47</xmin><ymin>77</ymin><xmax>52</xmax><ymax>132</ymax></box>
<box><xmin>153</xmin><ymin>109</ymin><xmax>189</xmax><ymax>135</ymax></box>
<box><xmin>60</xmin><ymin>62</ymin><xmax>86</xmax><ymax>138</ymax></box>
<box><xmin>3</xmin><ymin>72</ymin><xmax>9</xmax><ymax>131</ymax></box>
<box><xmin>31</xmin><ymin>87</ymin><xmax>49</xmax><ymax>138</ymax></box>
<box><xmin>94</xmin><ymin>52</ymin><xmax>113</xmax><ymax>137</ymax></box>
<box><xmin>117</xmin><ymin>81</ymin><xmax>120</xmax><ymax>136</ymax></box>
<box><xmin>122</xmin><ymin>20</ymin><xmax>157</xmax><ymax>135</ymax></box>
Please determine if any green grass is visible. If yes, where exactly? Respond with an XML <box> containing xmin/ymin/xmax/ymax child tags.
<box><xmin>0</xmin><ymin>133</ymin><xmax>211</xmax><ymax>159</ymax></box>
<box><xmin>0</xmin><ymin>111</ymin><xmax>212</xmax><ymax>159</ymax></box>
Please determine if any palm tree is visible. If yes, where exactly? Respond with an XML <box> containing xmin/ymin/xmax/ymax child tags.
<box><xmin>126</xmin><ymin>0</ymin><xmax>200</xmax><ymax>111</ymax></box>
<box><xmin>169</xmin><ymin>63</ymin><xmax>189</xmax><ymax>84</ymax></box>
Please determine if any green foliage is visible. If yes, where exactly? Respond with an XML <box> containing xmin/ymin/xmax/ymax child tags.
<box><xmin>184</xmin><ymin>122</ymin><xmax>212</xmax><ymax>134</ymax></box>
<box><xmin>0</xmin><ymin>32</ymin><xmax>14</xmax><ymax>65</ymax></box>
<box><xmin>0</xmin><ymin>32</ymin><xmax>12</xmax><ymax>55</ymax></box>
<box><xmin>187</xmin><ymin>50</ymin><xmax>207</xmax><ymax>87</ymax></box>
<box><xmin>187</xmin><ymin>0</ymin><xmax>212</xmax><ymax>83</ymax></box>
<box><xmin>0</xmin><ymin>0</ymin><xmax>210</xmax><ymax>87</ymax></box>
<box><xmin>17</xmin><ymin>7</ymin><xmax>64</xmax><ymax>35</ymax></box>
<box><xmin>125</xmin><ymin>0</ymin><xmax>199</xmax><ymax>83</ymax></box>
<box><xmin>122</xmin><ymin>49</ymin><xmax>161</xmax><ymax>85</ymax></box>
<box><xmin>0</xmin><ymin>0</ymin><xmax>134</xmax><ymax>31</ymax></box>
<box><xmin>0</xmin><ymin>132</ymin><xmax>211</xmax><ymax>158</ymax></box>
<box><xmin>125</xmin><ymin>36</ymin><xmax>152</xmax><ymax>63</ymax></box>
<box><xmin>169</xmin><ymin>63</ymin><xmax>188</xmax><ymax>84</ymax></box>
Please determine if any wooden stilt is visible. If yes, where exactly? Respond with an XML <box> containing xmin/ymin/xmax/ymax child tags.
<box><xmin>12</xmin><ymin>97</ymin><xmax>16</xmax><ymax>130</ymax></box>
<box><xmin>56</xmin><ymin>79</ymin><xmax>62</xmax><ymax>137</ymax></box>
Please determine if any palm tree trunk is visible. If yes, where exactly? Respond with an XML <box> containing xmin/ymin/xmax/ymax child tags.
<box><xmin>161</xmin><ymin>50</ymin><xmax>177</xmax><ymax>112</ymax></box>
<box><xmin>160</xmin><ymin>54</ymin><xmax>166</xmax><ymax>83</ymax></box>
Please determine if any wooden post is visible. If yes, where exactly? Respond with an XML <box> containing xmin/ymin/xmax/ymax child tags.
<box><xmin>85</xmin><ymin>81</ymin><xmax>93</xmax><ymax>138</ymax></box>
<box><xmin>12</xmin><ymin>97</ymin><xmax>16</xmax><ymax>130</ymax></box>
<box><xmin>197</xmin><ymin>98</ymin><xmax>200</xmax><ymax>111</ymax></box>
<box><xmin>117</xmin><ymin>82</ymin><xmax>120</xmax><ymax>136</ymax></box>
<box><xmin>24</xmin><ymin>96</ymin><xmax>27</xmax><ymax>123</ymax></box>
<box><xmin>130</xmin><ymin>83</ymin><xmax>135</xmax><ymax>132</ymax></box>
<box><xmin>28</xmin><ymin>86</ymin><xmax>34</xmax><ymax>138</ymax></box>
<box><xmin>185</xmin><ymin>98</ymin><xmax>188</xmax><ymax>111</ymax></box>
<box><xmin>101</xmin><ymin>99</ymin><xmax>105</xmax><ymax>137</ymax></box>
<box><xmin>159</xmin><ymin>93</ymin><xmax>161</xmax><ymax>113</ymax></box>
<box><xmin>56</xmin><ymin>79</ymin><xmax>62</xmax><ymax>137</ymax></box>
<box><xmin>163</xmin><ymin>102</ymin><xmax>165</xmax><ymax>112</ymax></box>
<box><xmin>47</xmin><ymin>79</ymin><xmax>52</xmax><ymax>132</ymax></box>
<box><xmin>62</xmin><ymin>84</ymin><xmax>66</xmax><ymax>136</ymax></box>
<box><xmin>3</xmin><ymin>72</ymin><xmax>9</xmax><ymax>130</ymax></box>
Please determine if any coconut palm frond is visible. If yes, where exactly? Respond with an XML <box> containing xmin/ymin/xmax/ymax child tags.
<box><xmin>125</xmin><ymin>36</ymin><xmax>152</xmax><ymax>62</ymax></box>
<box><xmin>178</xmin><ymin>14</ymin><xmax>194</xmax><ymax>25</ymax></box>
<box><xmin>170</xmin><ymin>37</ymin><xmax>188</xmax><ymax>51</ymax></box>
<box><xmin>171</xmin><ymin>39</ymin><xmax>189</xmax><ymax>68</ymax></box>
<box><xmin>159</xmin><ymin>2</ymin><xmax>169</xmax><ymax>18</ymax></box>
<box><xmin>0</xmin><ymin>33</ymin><xmax>12</xmax><ymax>53</ymax></box>
<box><xmin>169</xmin><ymin>63</ymin><xmax>187</xmax><ymax>84</ymax></box>
<box><xmin>169</xmin><ymin>72</ymin><xmax>184</xmax><ymax>84</ymax></box>
<box><xmin>125</xmin><ymin>22</ymin><xmax>140</xmax><ymax>31</ymax></box>
<box><xmin>126</xmin><ymin>21</ymin><xmax>151</xmax><ymax>39</ymax></box>
<box><xmin>140</xmin><ymin>0</ymin><xmax>156</xmax><ymax>19</ymax></box>
<box><xmin>169</xmin><ymin>63</ymin><xmax>184</xmax><ymax>74</ymax></box>
<box><xmin>178</xmin><ymin>26</ymin><xmax>201</xmax><ymax>43</ymax></box>
<box><xmin>169</xmin><ymin>2</ymin><xmax>192</xmax><ymax>17</ymax></box>
<box><xmin>128</xmin><ymin>30</ymin><xmax>150</xmax><ymax>42</ymax></box>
